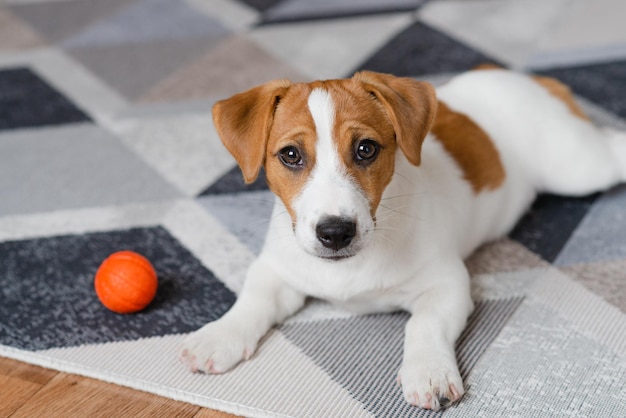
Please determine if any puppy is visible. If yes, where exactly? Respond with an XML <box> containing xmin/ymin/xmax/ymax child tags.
<box><xmin>180</xmin><ymin>69</ymin><xmax>626</xmax><ymax>410</ymax></box>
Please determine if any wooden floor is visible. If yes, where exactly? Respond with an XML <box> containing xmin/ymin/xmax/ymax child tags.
<box><xmin>0</xmin><ymin>356</ymin><xmax>239</xmax><ymax>418</ymax></box>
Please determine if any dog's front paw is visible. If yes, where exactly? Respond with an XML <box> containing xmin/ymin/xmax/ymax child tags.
<box><xmin>398</xmin><ymin>353</ymin><xmax>464</xmax><ymax>410</ymax></box>
<box><xmin>179</xmin><ymin>319</ymin><xmax>258</xmax><ymax>374</ymax></box>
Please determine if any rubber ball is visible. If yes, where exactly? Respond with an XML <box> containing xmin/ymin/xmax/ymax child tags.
<box><xmin>94</xmin><ymin>250</ymin><xmax>158</xmax><ymax>314</ymax></box>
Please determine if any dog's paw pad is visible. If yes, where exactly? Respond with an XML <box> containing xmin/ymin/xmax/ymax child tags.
<box><xmin>399</xmin><ymin>358</ymin><xmax>464</xmax><ymax>410</ymax></box>
<box><xmin>179</xmin><ymin>320</ymin><xmax>258</xmax><ymax>374</ymax></box>
<box><xmin>402</xmin><ymin>385</ymin><xmax>462</xmax><ymax>410</ymax></box>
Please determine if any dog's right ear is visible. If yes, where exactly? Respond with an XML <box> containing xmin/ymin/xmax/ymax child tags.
<box><xmin>353</xmin><ymin>71</ymin><xmax>436</xmax><ymax>166</ymax></box>
<box><xmin>213</xmin><ymin>80</ymin><xmax>291</xmax><ymax>184</ymax></box>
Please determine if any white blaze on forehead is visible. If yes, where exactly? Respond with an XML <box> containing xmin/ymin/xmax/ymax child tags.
<box><xmin>308</xmin><ymin>88</ymin><xmax>340</xmax><ymax>175</ymax></box>
<box><xmin>308</xmin><ymin>88</ymin><xmax>334</xmax><ymax>132</ymax></box>
<box><xmin>306</xmin><ymin>88</ymin><xmax>345</xmax><ymax>217</ymax></box>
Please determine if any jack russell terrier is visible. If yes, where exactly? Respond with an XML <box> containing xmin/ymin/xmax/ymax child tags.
<box><xmin>180</xmin><ymin>68</ymin><xmax>626</xmax><ymax>410</ymax></box>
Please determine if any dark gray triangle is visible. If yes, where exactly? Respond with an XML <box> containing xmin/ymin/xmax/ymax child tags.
<box><xmin>238</xmin><ymin>0</ymin><xmax>284</xmax><ymax>13</ymax></box>
<box><xmin>0</xmin><ymin>67</ymin><xmax>91</xmax><ymax>130</ymax></box>
<box><xmin>509</xmin><ymin>193</ymin><xmax>600</xmax><ymax>262</ymax></box>
<box><xmin>0</xmin><ymin>226</ymin><xmax>236</xmax><ymax>350</ymax></box>
<box><xmin>198</xmin><ymin>166</ymin><xmax>269</xmax><ymax>197</ymax></box>
<box><xmin>261</xmin><ymin>0</ymin><xmax>426</xmax><ymax>25</ymax></box>
<box><xmin>355</xmin><ymin>21</ymin><xmax>503</xmax><ymax>77</ymax></box>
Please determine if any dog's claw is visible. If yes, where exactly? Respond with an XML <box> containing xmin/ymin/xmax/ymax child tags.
<box><xmin>180</xmin><ymin>318</ymin><xmax>260</xmax><ymax>375</ymax></box>
<box><xmin>189</xmin><ymin>356</ymin><xmax>198</xmax><ymax>373</ymax></box>
<box><xmin>399</xmin><ymin>355</ymin><xmax>464</xmax><ymax>410</ymax></box>
<box><xmin>450</xmin><ymin>383</ymin><xmax>460</xmax><ymax>399</ymax></box>
<box><xmin>438</xmin><ymin>395</ymin><xmax>451</xmax><ymax>408</ymax></box>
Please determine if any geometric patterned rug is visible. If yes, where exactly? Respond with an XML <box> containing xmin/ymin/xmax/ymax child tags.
<box><xmin>1</xmin><ymin>0</ymin><xmax>625</xmax><ymax>416</ymax></box>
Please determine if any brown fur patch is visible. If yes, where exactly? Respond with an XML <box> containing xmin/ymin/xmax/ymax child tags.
<box><xmin>265</xmin><ymin>83</ymin><xmax>318</xmax><ymax>221</ymax></box>
<box><xmin>472</xmin><ymin>63</ymin><xmax>504</xmax><ymax>71</ymax></box>
<box><xmin>330</xmin><ymin>79</ymin><xmax>398</xmax><ymax>215</ymax></box>
<box><xmin>533</xmin><ymin>75</ymin><xmax>589</xmax><ymax>121</ymax></box>
<box><xmin>353</xmin><ymin>71</ymin><xmax>437</xmax><ymax>166</ymax></box>
<box><xmin>431</xmin><ymin>101</ymin><xmax>506</xmax><ymax>193</ymax></box>
<box><xmin>212</xmin><ymin>79</ymin><xmax>291</xmax><ymax>184</ymax></box>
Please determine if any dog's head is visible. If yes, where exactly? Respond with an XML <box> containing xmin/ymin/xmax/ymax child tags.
<box><xmin>213</xmin><ymin>71</ymin><xmax>437</xmax><ymax>261</ymax></box>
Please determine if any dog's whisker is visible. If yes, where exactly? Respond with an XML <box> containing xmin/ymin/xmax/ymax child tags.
<box><xmin>271</xmin><ymin>210</ymin><xmax>289</xmax><ymax>221</ymax></box>
<box><xmin>380</xmin><ymin>192</ymin><xmax>422</xmax><ymax>201</ymax></box>
<box><xmin>376</xmin><ymin>205</ymin><xmax>415</xmax><ymax>221</ymax></box>
<box><xmin>373</xmin><ymin>225</ymin><xmax>410</xmax><ymax>233</ymax></box>
<box><xmin>371</xmin><ymin>234</ymin><xmax>396</xmax><ymax>251</ymax></box>
<box><xmin>390</xmin><ymin>170</ymin><xmax>417</xmax><ymax>187</ymax></box>
<box><xmin>378</xmin><ymin>203</ymin><xmax>414</xmax><ymax>213</ymax></box>
<box><xmin>235</xmin><ymin>208</ymin><xmax>291</xmax><ymax>239</ymax></box>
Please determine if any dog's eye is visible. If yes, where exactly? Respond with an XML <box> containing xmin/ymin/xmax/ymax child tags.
<box><xmin>278</xmin><ymin>146</ymin><xmax>303</xmax><ymax>168</ymax></box>
<box><xmin>355</xmin><ymin>139</ymin><xmax>380</xmax><ymax>164</ymax></box>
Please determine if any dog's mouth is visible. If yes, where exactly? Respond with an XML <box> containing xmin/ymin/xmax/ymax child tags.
<box><xmin>317</xmin><ymin>253</ymin><xmax>355</xmax><ymax>262</ymax></box>
<box><xmin>296</xmin><ymin>236</ymin><xmax>362</xmax><ymax>261</ymax></box>
<box><xmin>299</xmin><ymin>240</ymin><xmax>361</xmax><ymax>262</ymax></box>
<box><xmin>307</xmin><ymin>241</ymin><xmax>363</xmax><ymax>262</ymax></box>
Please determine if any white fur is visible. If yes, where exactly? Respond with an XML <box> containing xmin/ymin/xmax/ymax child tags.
<box><xmin>181</xmin><ymin>70</ymin><xmax>626</xmax><ymax>410</ymax></box>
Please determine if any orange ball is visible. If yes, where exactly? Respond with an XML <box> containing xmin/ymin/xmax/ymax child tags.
<box><xmin>94</xmin><ymin>251</ymin><xmax>158</xmax><ymax>314</ymax></box>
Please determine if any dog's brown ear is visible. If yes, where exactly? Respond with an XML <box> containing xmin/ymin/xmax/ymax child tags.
<box><xmin>213</xmin><ymin>80</ymin><xmax>291</xmax><ymax>183</ymax></box>
<box><xmin>354</xmin><ymin>71</ymin><xmax>436</xmax><ymax>166</ymax></box>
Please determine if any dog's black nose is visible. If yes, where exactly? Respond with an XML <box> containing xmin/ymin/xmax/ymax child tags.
<box><xmin>316</xmin><ymin>217</ymin><xmax>357</xmax><ymax>251</ymax></box>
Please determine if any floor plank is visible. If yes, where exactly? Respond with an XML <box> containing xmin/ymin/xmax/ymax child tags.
<box><xmin>194</xmin><ymin>408</ymin><xmax>245</xmax><ymax>418</ymax></box>
<box><xmin>9</xmin><ymin>373</ymin><xmax>199</xmax><ymax>418</ymax></box>
<box><xmin>0</xmin><ymin>374</ymin><xmax>45</xmax><ymax>417</ymax></box>
<box><xmin>0</xmin><ymin>356</ymin><xmax>240</xmax><ymax>418</ymax></box>
<box><xmin>0</xmin><ymin>357</ymin><xmax>57</xmax><ymax>417</ymax></box>
<box><xmin>0</xmin><ymin>356</ymin><xmax>57</xmax><ymax>386</ymax></box>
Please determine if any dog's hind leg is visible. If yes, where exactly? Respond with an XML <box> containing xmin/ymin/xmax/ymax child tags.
<box><xmin>531</xmin><ymin>123</ymin><xmax>626</xmax><ymax>197</ymax></box>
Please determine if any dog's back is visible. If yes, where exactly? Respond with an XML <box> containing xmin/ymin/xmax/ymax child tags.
<box><xmin>410</xmin><ymin>69</ymin><xmax>626</xmax><ymax>257</ymax></box>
